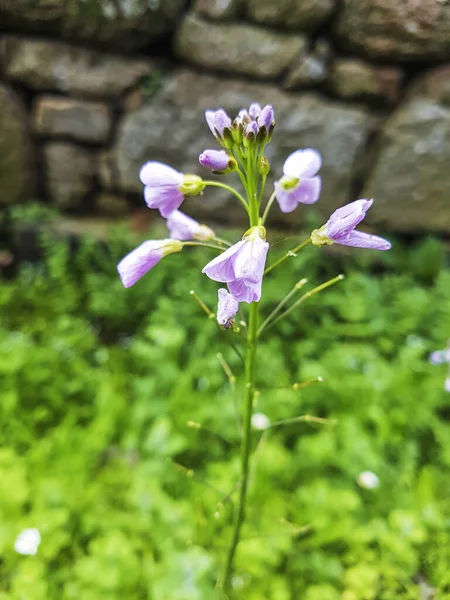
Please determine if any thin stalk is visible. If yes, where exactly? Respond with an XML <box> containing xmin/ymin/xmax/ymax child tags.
<box><xmin>267</xmin><ymin>415</ymin><xmax>337</xmax><ymax>428</ymax></box>
<box><xmin>257</xmin><ymin>278</ymin><xmax>308</xmax><ymax>336</ymax></box>
<box><xmin>219</xmin><ymin>300</ymin><xmax>259</xmax><ymax>592</ymax></box>
<box><xmin>213</xmin><ymin>236</ymin><xmax>232</xmax><ymax>247</ymax></box>
<box><xmin>204</xmin><ymin>180</ymin><xmax>249</xmax><ymax>212</ymax></box>
<box><xmin>183</xmin><ymin>241</ymin><xmax>225</xmax><ymax>252</ymax></box>
<box><xmin>264</xmin><ymin>237</ymin><xmax>312</xmax><ymax>275</ymax></box>
<box><xmin>263</xmin><ymin>274</ymin><xmax>345</xmax><ymax>332</ymax></box>
<box><xmin>261</xmin><ymin>190</ymin><xmax>276</xmax><ymax>225</ymax></box>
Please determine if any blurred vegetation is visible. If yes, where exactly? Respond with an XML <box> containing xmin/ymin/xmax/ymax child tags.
<box><xmin>0</xmin><ymin>213</ymin><xmax>450</xmax><ymax>599</ymax></box>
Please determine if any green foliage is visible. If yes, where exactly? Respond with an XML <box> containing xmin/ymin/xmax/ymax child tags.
<box><xmin>0</xmin><ymin>226</ymin><xmax>449</xmax><ymax>599</ymax></box>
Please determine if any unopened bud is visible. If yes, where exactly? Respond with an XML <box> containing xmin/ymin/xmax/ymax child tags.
<box><xmin>259</xmin><ymin>156</ymin><xmax>270</xmax><ymax>176</ymax></box>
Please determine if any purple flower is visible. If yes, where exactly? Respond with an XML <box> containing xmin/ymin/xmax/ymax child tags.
<box><xmin>205</xmin><ymin>109</ymin><xmax>232</xmax><ymax>140</ymax></box>
<box><xmin>140</xmin><ymin>162</ymin><xmax>184</xmax><ymax>218</ymax></box>
<box><xmin>167</xmin><ymin>210</ymin><xmax>215</xmax><ymax>242</ymax></box>
<box><xmin>429</xmin><ymin>348</ymin><xmax>450</xmax><ymax>365</ymax></box>
<box><xmin>275</xmin><ymin>149</ymin><xmax>322</xmax><ymax>213</ymax></box>
<box><xmin>202</xmin><ymin>227</ymin><xmax>269</xmax><ymax>304</ymax></box>
<box><xmin>199</xmin><ymin>149</ymin><xmax>235</xmax><ymax>172</ymax></box>
<box><xmin>258</xmin><ymin>105</ymin><xmax>275</xmax><ymax>132</ymax></box>
<box><xmin>117</xmin><ymin>239</ymin><xmax>182</xmax><ymax>288</ymax></box>
<box><xmin>217</xmin><ymin>288</ymin><xmax>239</xmax><ymax>327</ymax></box>
<box><xmin>249</xmin><ymin>102</ymin><xmax>262</xmax><ymax>120</ymax></box>
<box><xmin>311</xmin><ymin>199</ymin><xmax>391</xmax><ymax>250</ymax></box>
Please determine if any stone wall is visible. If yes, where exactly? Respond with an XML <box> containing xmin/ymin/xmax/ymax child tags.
<box><xmin>1</xmin><ymin>0</ymin><xmax>450</xmax><ymax>233</ymax></box>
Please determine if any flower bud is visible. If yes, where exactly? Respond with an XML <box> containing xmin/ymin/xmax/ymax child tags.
<box><xmin>259</xmin><ymin>156</ymin><xmax>270</xmax><ymax>176</ymax></box>
<box><xmin>243</xmin><ymin>121</ymin><xmax>258</xmax><ymax>147</ymax></box>
<box><xmin>249</xmin><ymin>102</ymin><xmax>262</xmax><ymax>120</ymax></box>
<box><xmin>179</xmin><ymin>174</ymin><xmax>205</xmax><ymax>196</ymax></box>
<box><xmin>199</xmin><ymin>149</ymin><xmax>237</xmax><ymax>173</ymax></box>
<box><xmin>258</xmin><ymin>105</ymin><xmax>275</xmax><ymax>132</ymax></box>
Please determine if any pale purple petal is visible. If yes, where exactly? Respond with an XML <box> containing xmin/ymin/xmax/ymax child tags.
<box><xmin>144</xmin><ymin>185</ymin><xmax>184</xmax><ymax>217</ymax></box>
<box><xmin>283</xmin><ymin>149</ymin><xmax>322</xmax><ymax>179</ymax></box>
<box><xmin>233</xmin><ymin>239</ymin><xmax>269</xmax><ymax>283</ymax></box>
<box><xmin>228</xmin><ymin>278</ymin><xmax>262</xmax><ymax>303</ymax></box>
<box><xmin>335</xmin><ymin>230</ymin><xmax>391</xmax><ymax>250</ymax></box>
<box><xmin>199</xmin><ymin>149</ymin><xmax>230</xmax><ymax>171</ymax></box>
<box><xmin>205</xmin><ymin>110</ymin><xmax>216</xmax><ymax>135</ymax></box>
<box><xmin>217</xmin><ymin>288</ymin><xmax>239</xmax><ymax>326</ymax></box>
<box><xmin>139</xmin><ymin>162</ymin><xmax>183</xmax><ymax>187</ymax></box>
<box><xmin>275</xmin><ymin>177</ymin><xmax>321</xmax><ymax>213</ymax></box>
<box><xmin>245</xmin><ymin>121</ymin><xmax>258</xmax><ymax>138</ymax></box>
<box><xmin>117</xmin><ymin>241</ymin><xmax>165</xmax><ymax>288</ymax></box>
<box><xmin>249</xmin><ymin>103</ymin><xmax>262</xmax><ymax>119</ymax></box>
<box><xmin>445</xmin><ymin>377</ymin><xmax>450</xmax><ymax>392</ymax></box>
<box><xmin>202</xmin><ymin>241</ymin><xmax>245</xmax><ymax>283</ymax></box>
<box><xmin>258</xmin><ymin>105</ymin><xmax>274</xmax><ymax>130</ymax></box>
<box><xmin>167</xmin><ymin>210</ymin><xmax>200</xmax><ymax>241</ymax></box>
<box><xmin>214</xmin><ymin>109</ymin><xmax>232</xmax><ymax>136</ymax></box>
<box><xmin>327</xmin><ymin>199</ymin><xmax>373</xmax><ymax>239</ymax></box>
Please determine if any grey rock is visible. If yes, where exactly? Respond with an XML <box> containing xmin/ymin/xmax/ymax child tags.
<box><xmin>0</xmin><ymin>0</ymin><xmax>186</xmax><ymax>51</ymax></box>
<box><xmin>0</xmin><ymin>84</ymin><xmax>34</xmax><ymax>206</ymax></box>
<box><xmin>1</xmin><ymin>36</ymin><xmax>152</xmax><ymax>98</ymax></box>
<box><xmin>247</xmin><ymin>0</ymin><xmax>336</xmax><ymax>32</ymax></box>
<box><xmin>174</xmin><ymin>13</ymin><xmax>307</xmax><ymax>80</ymax></box>
<box><xmin>334</xmin><ymin>0</ymin><xmax>450</xmax><ymax>61</ymax></box>
<box><xmin>194</xmin><ymin>0</ymin><xmax>241</xmax><ymax>20</ymax></box>
<box><xmin>43</xmin><ymin>143</ymin><xmax>96</xmax><ymax>210</ymax></box>
<box><xmin>33</xmin><ymin>96</ymin><xmax>112</xmax><ymax>144</ymax></box>
<box><xmin>365</xmin><ymin>94</ymin><xmax>450</xmax><ymax>233</ymax></box>
<box><xmin>328</xmin><ymin>59</ymin><xmax>403</xmax><ymax>105</ymax></box>
<box><xmin>114</xmin><ymin>69</ymin><xmax>374</xmax><ymax>226</ymax></box>
<box><xmin>284</xmin><ymin>53</ymin><xmax>328</xmax><ymax>90</ymax></box>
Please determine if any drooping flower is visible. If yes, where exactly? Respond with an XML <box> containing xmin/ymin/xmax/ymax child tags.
<box><xmin>311</xmin><ymin>199</ymin><xmax>391</xmax><ymax>250</ymax></box>
<box><xmin>167</xmin><ymin>210</ymin><xmax>215</xmax><ymax>242</ymax></box>
<box><xmin>251</xmin><ymin>412</ymin><xmax>271</xmax><ymax>430</ymax></box>
<box><xmin>14</xmin><ymin>528</ymin><xmax>41</xmax><ymax>556</ymax></box>
<box><xmin>117</xmin><ymin>239</ymin><xmax>182</xmax><ymax>288</ymax></box>
<box><xmin>140</xmin><ymin>161</ymin><xmax>204</xmax><ymax>218</ymax></box>
<box><xmin>217</xmin><ymin>288</ymin><xmax>239</xmax><ymax>327</ymax></box>
<box><xmin>205</xmin><ymin>109</ymin><xmax>232</xmax><ymax>141</ymax></box>
<box><xmin>199</xmin><ymin>149</ymin><xmax>237</xmax><ymax>173</ymax></box>
<box><xmin>357</xmin><ymin>471</ymin><xmax>380</xmax><ymax>490</ymax></box>
<box><xmin>275</xmin><ymin>148</ymin><xmax>322</xmax><ymax>213</ymax></box>
<box><xmin>202</xmin><ymin>226</ymin><xmax>269</xmax><ymax>304</ymax></box>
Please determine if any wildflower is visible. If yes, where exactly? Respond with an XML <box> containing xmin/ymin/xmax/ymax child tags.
<box><xmin>199</xmin><ymin>149</ymin><xmax>237</xmax><ymax>173</ymax></box>
<box><xmin>217</xmin><ymin>288</ymin><xmax>239</xmax><ymax>328</ymax></box>
<box><xmin>258</xmin><ymin>105</ymin><xmax>275</xmax><ymax>132</ymax></box>
<box><xmin>14</xmin><ymin>528</ymin><xmax>41</xmax><ymax>555</ymax></box>
<box><xmin>429</xmin><ymin>348</ymin><xmax>450</xmax><ymax>365</ymax></box>
<box><xmin>357</xmin><ymin>471</ymin><xmax>380</xmax><ymax>490</ymax></box>
<box><xmin>202</xmin><ymin>226</ymin><xmax>269</xmax><ymax>304</ymax></box>
<box><xmin>275</xmin><ymin>148</ymin><xmax>322</xmax><ymax>213</ymax></box>
<box><xmin>117</xmin><ymin>239</ymin><xmax>182</xmax><ymax>288</ymax></box>
<box><xmin>311</xmin><ymin>199</ymin><xmax>391</xmax><ymax>250</ymax></box>
<box><xmin>205</xmin><ymin>109</ymin><xmax>232</xmax><ymax>141</ymax></box>
<box><xmin>251</xmin><ymin>412</ymin><xmax>270</xmax><ymax>430</ymax></box>
<box><xmin>140</xmin><ymin>161</ymin><xmax>204</xmax><ymax>218</ymax></box>
<box><xmin>167</xmin><ymin>210</ymin><xmax>215</xmax><ymax>242</ymax></box>
<box><xmin>249</xmin><ymin>102</ymin><xmax>262</xmax><ymax>120</ymax></box>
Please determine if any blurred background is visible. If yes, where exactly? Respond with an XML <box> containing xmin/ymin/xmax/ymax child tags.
<box><xmin>0</xmin><ymin>1</ymin><xmax>450</xmax><ymax>598</ymax></box>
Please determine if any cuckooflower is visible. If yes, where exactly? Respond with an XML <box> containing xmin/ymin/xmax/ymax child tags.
<box><xmin>205</xmin><ymin>109</ymin><xmax>232</xmax><ymax>141</ymax></box>
<box><xmin>140</xmin><ymin>161</ymin><xmax>204</xmax><ymax>218</ymax></box>
<box><xmin>251</xmin><ymin>412</ymin><xmax>271</xmax><ymax>430</ymax></box>
<box><xmin>258</xmin><ymin>104</ymin><xmax>275</xmax><ymax>132</ymax></box>
<box><xmin>14</xmin><ymin>529</ymin><xmax>41</xmax><ymax>556</ymax></box>
<box><xmin>117</xmin><ymin>239</ymin><xmax>182</xmax><ymax>288</ymax></box>
<box><xmin>202</xmin><ymin>226</ymin><xmax>269</xmax><ymax>304</ymax></box>
<box><xmin>357</xmin><ymin>471</ymin><xmax>380</xmax><ymax>490</ymax></box>
<box><xmin>429</xmin><ymin>348</ymin><xmax>450</xmax><ymax>365</ymax></box>
<box><xmin>199</xmin><ymin>149</ymin><xmax>236</xmax><ymax>173</ymax></box>
<box><xmin>167</xmin><ymin>210</ymin><xmax>215</xmax><ymax>242</ymax></box>
<box><xmin>217</xmin><ymin>288</ymin><xmax>239</xmax><ymax>327</ymax></box>
<box><xmin>311</xmin><ymin>199</ymin><xmax>391</xmax><ymax>250</ymax></box>
<box><xmin>275</xmin><ymin>148</ymin><xmax>322</xmax><ymax>212</ymax></box>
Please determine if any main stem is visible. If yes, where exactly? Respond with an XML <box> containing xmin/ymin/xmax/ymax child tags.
<box><xmin>221</xmin><ymin>300</ymin><xmax>259</xmax><ymax>593</ymax></box>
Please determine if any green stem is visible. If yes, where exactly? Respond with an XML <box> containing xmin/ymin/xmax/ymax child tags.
<box><xmin>182</xmin><ymin>241</ymin><xmax>226</xmax><ymax>252</ymax></box>
<box><xmin>264</xmin><ymin>237</ymin><xmax>312</xmax><ymax>275</ymax></box>
<box><xmin>257</xmin><ymin>278</ymin><xmax>308</xmax><ymax>336</ymax></box>
<box><xmin>203</xmin><ymin>181</ymin><xmax>249</xmax><ymax>213</ymax></box>
<box><xmin>220</xmin><ymin>300</ymin><xmax>259</xmax><ymax>593</ymax></box>
<box><xmin>261</xmin><ymin>190</ymin><xmax>276</xmax><ymax>225</ymax></box>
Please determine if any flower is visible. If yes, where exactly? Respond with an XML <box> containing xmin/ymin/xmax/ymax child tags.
<box><xmin>167</xmin><ymin>210</ymin><xmax>215</xmax><ymax>242</ymax></box>
<box><xmin>249</xmin><ymin>102</ymin><xmax>262</xmax><ymax>120</ymax></box>
<box><xmin>217</xmin><ymin>288</ymin><xmax>239</xmax><ymax>327</ymax></box>
<box><xmin>357</xmin><ymin>471</ymin><xmax>380</xmax><ymax>490</ymax></box>
<box><xmin>275</xmin><ymin>148</ymin><xmax>322</xmax><ymax>213</ymax></box>
<box><xmin>258</xmin><ymin>104</ymin><xmax>275</xmax><ymax>132</ymax></box>
<box><xmin>117</xmin><ymin>239</ymin><xmax>182</xmax><ymax>288</ymax></box>
<box><xmin>429</xmin><ymin>348</ymin><xmax>450</xmax><ymax>365</ymax></box>
<box><xmin>251</xmin><ymin>412</ymin><xmax>270</xmax><ymax>430</ymax></box>
<box><xmin>205</xmin><ymin>109</ymin><xmax>232</xmax><ymax>141</ymax></box>
<box><xmin>202</xmin><ymin>226</ymin><xmax>269</xmax><ymax>304</ymax></box>
<box><xmin>311</xmin><ymin>199</ymin><xmax>391</xmax><ymax>250</ymax></box>
<box><xmin>140</xmin><ymin>162</ymin><xmax>204</xmax><ymax>218</ymax></box>
<box><xmin>199</xmin><ymin>149</ymin><xmax>236</xmax><ymax>173</ymax></box>
<box><xmin>14</xmin><ymin>528</ymin><xmax>41</xmax><ymax>555</ymax></box>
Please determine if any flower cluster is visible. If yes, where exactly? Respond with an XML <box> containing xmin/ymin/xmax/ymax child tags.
<box><xmin>117</xmin><ymin>102</ymin><xmax>391</xmax><ymax>324</ymax></box>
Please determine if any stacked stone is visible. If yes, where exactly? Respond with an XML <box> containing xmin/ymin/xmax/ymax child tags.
<box><xmin>0</xmin><ymin>0</ymin><xmax>450</xmax><ymax>232</ymax></box>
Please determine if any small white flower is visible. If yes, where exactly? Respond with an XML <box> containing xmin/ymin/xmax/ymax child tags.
<box><xmin>357</xmin><ymin>471</ymin><xmax>380</xmax><ymax>490</ymax></box>
<box><xmin>251</xmin><ymin>412</ymin><xmax>270</xmax><ymax>430</ymax></box>
<box><xmin>14</xmin><ymin>528</ymin><xmax>41</xmax><ymax>555</ymax></box>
